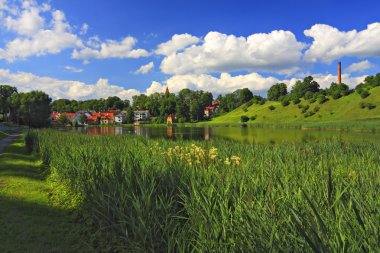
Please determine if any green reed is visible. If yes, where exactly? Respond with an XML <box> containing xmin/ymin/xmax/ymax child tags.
<box><xmin>26</xmin><ymin>129</ymin><xmax>380</xmax><ymax>252</ymax></box>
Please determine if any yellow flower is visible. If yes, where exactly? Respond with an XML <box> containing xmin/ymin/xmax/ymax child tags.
<box><xmin>224</xmin><ymin>158</ymin><xmax>231</xmax><ymax>165</ymax></box>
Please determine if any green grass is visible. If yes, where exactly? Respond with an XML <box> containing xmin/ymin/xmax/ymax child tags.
<box><xmin>27</xmin><ymin>129</ymin><xmax>380</xmax><ymax>252</ymax></box>
<box><xmin>208</xmin><ymin>87</ymin><xmax>380</xmax><ymax>130</ymax></box>
<box><xmin>0</xmin><ymin>136</ymin><xmax>92</xmax><ymax>253</ymax></box>
<box><xmin>0</xmin><ymin>131</ymin><xmax>8</xmax><ymax>140</ymax></box>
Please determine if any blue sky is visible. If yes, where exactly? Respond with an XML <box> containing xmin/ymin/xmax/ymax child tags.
<box><xmin>0</xmin><ymin>0</ymin><xmax>379</xmax><ymax>100</ymax></box>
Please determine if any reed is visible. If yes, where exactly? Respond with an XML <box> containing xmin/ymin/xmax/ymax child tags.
<box><xmin>27</xmin><ymin>129</ymin><xmax>380</xmax><ymax>252</ymax></box>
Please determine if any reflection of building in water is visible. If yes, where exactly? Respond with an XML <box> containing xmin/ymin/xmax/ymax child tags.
<box><xmin>134</xmin><ymin>126</ymin><xmax>150</xmax><ymax>137</ymax></box>
<box><xmin>87</xmin><ymin>127</ymin><xmax>101</xmax><ymax>136</ymax></box>
<box><xmin>114</xmin><ymin>127</ymin><xmax>124</xmax><ymax>135</ymax></box>
<box><xmin>167</xmin><ymin>126</ymin><xmax>175</xmax><ymax>139</ymax></box>
<box><xmin>100</xmin><ymin>127</ymin><xmax>116</xmax><ymax>136</ymax></box>
<box><xmin>204</xmin><ymin>126</ymin><xmax>210</xmax><ymax>141</ymax></box>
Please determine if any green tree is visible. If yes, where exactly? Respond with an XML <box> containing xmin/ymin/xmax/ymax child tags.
<box><xmin>58</xmin><ymin>114</ymin><xmax>71</xmax><ymax>126</ymax></box>
<box><xmin>267</xmin><ymin>83</ymin><xmax>288</xmax><ymax>101</ymax></box>
<box><xmin>291</xmin><ymin>76</ymin><xmax>320</xmax><ymax>99</ymax></box>
<box><xmin>0</xmin><ymin>85</ymin><xmax>18</xmax><ymax>122</ymax></box>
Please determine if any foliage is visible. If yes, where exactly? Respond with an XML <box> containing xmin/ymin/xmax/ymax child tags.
<box><xmin>0</xmin><ymin>85</ymin><xmax>18</xmax><ymax>122</ymax></box>
<box><xmin>9</xmin><ymin>91</ymin><xmax>51</xmax><ymax>127</ymax></box>
<box><xmin>359</xmin><ymin>90</ymin><xmax>370</xmax><ymax>99</ymax></box>
<box><xmin>268</xmin><ymin>105</ymin><xmax>276</xmax><ymax>111</ymax></box>
<box><xmin>290</xmin><ymin>76</ymin><xmax>320</xmax><ymax>99</ymax></box>
<box><xmin>359</xmin><ymin>102</ymin><xmax>376</xmax><ymax>110</ymax></box>
<box><xmin>58</xmin><ymin>114</ymin><xmax>71</xmax><ymax>126</ymax></box>
<box><xmin>267</xmin><ymin>83</ymin><xmax>288</xmax><ymax>101</ymax></box>
<box><xmin>293</xmin><ymin>98</ymin><xmax>301</xmax><ymax>105</ymax></box>
<box><xmin>240</xmin><ymin>115</ymin><xmax>249</xmax><ymax>122</ymax></box>
<box><xmin>27</xmin><ymin>130</ymin><xmax>380</xmax><ymax>252</ymax></box>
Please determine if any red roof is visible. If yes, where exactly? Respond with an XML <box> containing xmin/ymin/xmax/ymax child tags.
<box><xmin>61</xmin><ymin>112</ymin><xmax>76</xmax><ymax>117</ymax></box>
<box><xmin>205</xmin><ymin>106</ymin><xmax>215</xmax><ymax>111</ymax></box>
<box><xmin>51</xmin><ymin>112</ymin><xmax>59</xmax><ymax>118</ymax></box>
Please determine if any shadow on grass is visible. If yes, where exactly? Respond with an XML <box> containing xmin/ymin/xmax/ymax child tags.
<box><xmin>0</xmin><ymin>196</ymin><xmax>92</xmax><ymax>253</ymax></box>
<box><xmin>0</xmin><ymin>136</ymin><xmax>93</xmax><ymax>253</ymax></box>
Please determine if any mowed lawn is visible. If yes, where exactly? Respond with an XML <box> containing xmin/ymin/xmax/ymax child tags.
<box><xmin>0</xmin><ymin>136</ymin><xmax>91</xmax><ymax>253</ymax></box>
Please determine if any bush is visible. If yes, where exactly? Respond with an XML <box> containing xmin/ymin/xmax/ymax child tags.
<box><xmin>298</xmin><ymin>104</ymin><xmax>303</xmax><ymax>109</ymax></box>
<box><xmin>293</xmin><ymin>98</ymin><xmax>301</xmax><ymax>105</ymax></box>
<box><xmin>359</xmin><ymin>102</ymin><xmax>366</xmax><ymax>109</ymax></box>
<box><xmin>313</xmin><ymin>106</ymin><xmax>320</xmax><ymax>113</ymax></box>
<box><xmin>250</xmin><ymin>115</ymin><xmax>257</xmax><ymax>121</ymax></box>
<box><xmin>368</xmin><ymin>103</ymin><xmax>377</xmax><ymax>110</ymax></box>
<box><xmin>332</xmin><ymin>92</ymin><xmax>342</xmax><ymax>100</ymax></box>
<box><xmin>318</xmin><ymin>95</ymin><xmax>328</xmax><ymax>104</ymax></box>
<box><xmin>309</xmin><ymin>98</ymin><xmax>316</xmax><ymax>104</ymax></box>
<box><xmin>242</xmin><ymin>105</ymin><xmax>248</xmax><ymax>112</ymax></box>
<box><xmin>241</xmin><ymin>115</ymin><xmax>249</xmax><ymax>122</ymax></box>
<box><xmin>268</xmin><ymin>105</ymin><xmax>276</xmax><ymax>111</ymax></box>
<box><xmin>281</xmin><ymin>100</ymin><xmax>290</xmax><ymax>107</ymax></box>
<box><xmin>360</xmin><ymin>90</ymin><xmax>370</xmax><ymax>99</ymax></box>
<box><xmin>304</xmin><ymin>111</ymin><xmax>315</xmax><ymax>118</ymax></box>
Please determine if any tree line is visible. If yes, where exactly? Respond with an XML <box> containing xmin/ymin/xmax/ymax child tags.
<box><xmin>1</xmin><ymin>72</ymin><xmax>379</xmax><ymax>127</ymax></box>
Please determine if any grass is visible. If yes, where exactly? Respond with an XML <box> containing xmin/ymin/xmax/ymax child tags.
<box><xmin>0</xmin><ymin>136</ymin><xmax>92</xmax><ymax>253</ymax></box>
<box><xmin>27</xmin><ymin>129</ymin><xmax>380</xmax><ymax>252</ymax></box>
<box><xmin>208</xmin><ymin>86</ymin><xmax>380</xmax><ymax>131</ymax></box>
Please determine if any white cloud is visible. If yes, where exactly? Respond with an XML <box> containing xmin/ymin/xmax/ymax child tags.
<box><xmin>72</xmin><ymin>36</ymin><xmax>149</xmax><ymax>60</ymax></box>
<box><xmin>64</xmin><ymin>66</ymin><xmax>84</xmax><ymax>73</ymax></box>
<box><xmin>135</xmin><ymin>61</ymin><xmax>154</xmax><ymax>74</ymax></box>
<box><xmin>345</xmin><ymin>60</ymin><xmax>373</xmax><ymax>74</ymax></box>
<box><xmin>80</xmin><ymin>23</ymin><xmax>88</xmax><ymax>35</ymax></box>
<box><xmin>155</xmin><ymin>33</ymin><xmax>200</xmax><ymax>56</ymax></box>
<box><xmin>160</xmin><ymin>30</ymin><xmax>305</xmax><ymax>75</ymax></box>
<box><xmin>0</xmin><ymin>2</ymin><xmax>83</xmax><ymax>62</ymax></box>
<box><xmin>146</xmin><ymin>72</ymin><xmax>367</xmax><ymax>95</ymax></box>
<box><xmin>0</xmin><ymin>69</ymin><xmax>140</xmax><ymax>101</ymax></box>
<box><xmin>146</xmin><ymin>72</ymin><xmax>282</xmax><ymax>95</ymax></box>
<box><xmin>304</xmin><ymin>23</ymin><xmax>380</xmax><ymax>62</ymax></box>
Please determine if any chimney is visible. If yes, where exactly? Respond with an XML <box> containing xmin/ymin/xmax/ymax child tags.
<box><xmin>338</xmin><ymin>62</ymin><xmax>342</xmax><ymax>85</ymax></box>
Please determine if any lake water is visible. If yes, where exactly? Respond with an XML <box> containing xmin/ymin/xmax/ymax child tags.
<box><xmin>70</xmin><ymin>125</ymin><xmax>380</xmax><ymax>144</ymax></box>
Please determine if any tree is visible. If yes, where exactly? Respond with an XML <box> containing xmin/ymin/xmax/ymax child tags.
<box><xmin>10</xmin><ymin>91</ymin><xmax>52</xmax><ymax>128</ymax></box>
<box><xmin>327</xmin><ymin>82</ymin><xmax>350</xmax><ymax>99</ymax></box>
<box><xmin>58</xmin><ymin>114</ymin><xmax>71</xmax><ymax>126</ymax></box>
<box><xmin>290</xmin><ymin>76</ymin><xmax>320</xmax><ymax>99</ymax></box>
<box><xmin>125</xmin><ymin>107</ymin><xmax>134</xmax><ymax>123</ymax></box>
<box><xmin>0</xmin><ymin>85</ymin><xmax>18</xmax><ymax>122</ymax></box>
<box><xmin>267</xmin><ymin>83</ymin><xmax>287</xmax><ymax>101</ymax></box>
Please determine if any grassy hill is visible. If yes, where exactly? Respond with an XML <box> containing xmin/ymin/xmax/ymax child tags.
<box><xmin>208</xmin><ymin>87</ymin><xmax>380</xmax><ymax>130</ymax></box>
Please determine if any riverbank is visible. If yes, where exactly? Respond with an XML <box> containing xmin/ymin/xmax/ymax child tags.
<box><xmin>0</xmin><ymin>136</ymin><xmax>92</xmax><ymax>252</ymax></box>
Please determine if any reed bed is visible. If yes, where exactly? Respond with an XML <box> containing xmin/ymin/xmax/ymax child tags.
<box><xmin>26</xmin><ymin>129</ymin><xmax>380</xmax><ymax>252</ymax></box>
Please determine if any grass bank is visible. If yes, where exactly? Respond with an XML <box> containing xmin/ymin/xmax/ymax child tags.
<box><xmin>207</xmin><ymin>86</ymin><xmax>380</xmax><ymax>131</ymax></box>
<box><xmin>27</xmin><ymin>129</ymin><xmax>380</xmax><ymax>252</ymax></box>
<box><xmin>0</xmin><ymin>135</ymin><xmax>91</xmax><ymax>252</ymax></box>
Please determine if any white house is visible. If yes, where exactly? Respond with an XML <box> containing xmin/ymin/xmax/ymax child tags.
<box><xmin>114</xmin><ymin>113</ymin><xmax>126</xmax><ymax>124</ymax></box>
<box><xmin>134</xmin><ymin>110</ymin><xmax>150</xmax><ymax>122</ymax></box>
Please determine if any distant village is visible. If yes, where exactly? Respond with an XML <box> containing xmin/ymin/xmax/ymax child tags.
<box><xmin>51</xmin><ymin>87</ymin><xmax>220</xmax><ymax>126</ymax></box>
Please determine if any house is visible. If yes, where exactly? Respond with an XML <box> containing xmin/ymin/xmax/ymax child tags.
<box><xmin>114</xmin><ymin>113</ymin><xmax>126</xmax><ymax>124</ymax></box>
<box><xmin>100</xmin><ymin>112</ymin><xmax>114</xmax><ymax>125</ymax></box>
<box><xmin>204</xmin><ymin>106</ymin><xmax>217</xmax><ymax>118</ymax></box>
<box><xmin>134</xmin><ymin>110</ymin><xmax>150</xmax><ymax>123</ymax></box>
<box><xmin>167</xmin><ymin>114</ymin><xmax>176</xmax><ymax>124</ymax></box>
<box><xmin>86</xmin><ymin>112</ymin><xmax>100</xmax><ymax>125</ymax></box>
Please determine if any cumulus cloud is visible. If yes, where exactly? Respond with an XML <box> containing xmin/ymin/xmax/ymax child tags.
<box><xmin>0</xmin><ymin>69</ymin><xmax>140</xmax><ymax>101</ymax></box>
<box><xmin>135</xmin><ymin>61</ymin><xmax>154</xmax><ymax>74</ymax></box>
<box><xmin>146</xmin><ymin>72</ymin><xmax>366</xmax><ymax>95</ymax></box>
<box><xmin>304</xmin><ymin>23</ymin><xmax>380</xmax><ymax>62</ymax></box>
<box><xmin>64</xmin><ymin>66</ymin><xmax>84</xmax><ymax>73</ymax></box>
<box><xmin>160</xmin><ymin>30</ymin><xmax>305</xmax><ymax>75</ymax></box>
<box><xmin>0</xmin><ymin>1</ymin><xmax>83</xmax><ymax>62</ymax></box>
<box><xmin>345</xmin><ymin>60</ymin><xmax>373</xmax><ymax>74</ymax></box>
<box><xmin>155</xmin><ymin>33</ymin><xmax>200</xmax><ymax>56</ymax></box>
<box><xmin>72</xmin><ymin>36</ymin><xmax>150</xmax><ymax>60</ymax></box>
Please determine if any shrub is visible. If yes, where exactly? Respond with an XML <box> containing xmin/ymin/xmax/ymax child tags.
<box><xmin>359</xmin><ymin>102</ymin><xmax>366</xmax><ymax>109</ymax></box>
<box><xmin>360</xmin><ymin>90</ymin><xmax>370</xmax><ymax>99</ymax></box>
<box><xmin>332</xmin><ymin>92</ymin><xmax>342</xmax><ymax>100</ymax></box>
<box><xmin>293</xmin><ymin>98</ymin><xmax>301</xmax><ymax>105</ymax></box>
<box><xmin>282</xmin><ymin>100</ymin><xmax>290</xmax><ymax>107</ymax></box>
<box><xmin>309</xmin><ymin>98</ymin><xmax>316</xmax><ymax>104</ymax></box>
<box><xmin>268</xmin><ymin>105</ymin><xmax>276</xmax><ymax>111</ymax></box>
<box><xmin>250</xmin><ymin>115</ymin><xmax>257</xmax><ymax>121</ymax></box>
<box><xmin>304</xmin><ymin>111</ymin><xmax>315</xmax><ymax>118</ymax></box>
<box><xmin>313</xmin><ymin>106</ymin><xmax>320</xmax><ymax>113</ymax></box>
<box><xmin>298</xmin><ymin>104</ymin><xmax>303</xmax><ymax>109</ymax></box>
<box><xmin>240</xmin><ymin>115</ymin><xmax>249</xmax><ymax>122</ymax></box>
<box><xmin>242</xmin><ymin>105</ymin><xmax>248</xmax><ymax>112</ymax></box>
<box><xmin>368</xmin><ymin>103</ymin><xmax>377</xmax><ymax>110</ymax></box>
<box><xmin>318</xmin><ymin>95</ymin><xmax>328</xmax><ymax>104</ymax></box>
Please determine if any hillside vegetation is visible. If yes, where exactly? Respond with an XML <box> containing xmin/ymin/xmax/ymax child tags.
<box><xmin>210</xmin><ymin>86</ymin><xmax>380</xmax><ymax>130</ymax></box>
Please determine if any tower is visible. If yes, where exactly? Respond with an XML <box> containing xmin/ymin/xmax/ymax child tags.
<box><xmin>338</xmin><ymin>62</ymin><xmax>342</xmax><ymax>85</ymax></box>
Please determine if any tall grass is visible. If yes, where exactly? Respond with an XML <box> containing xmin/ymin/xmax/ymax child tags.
<box><xmin>27</xmin><ymin>129</ymin><xmax>380</xmax><ymax>252</ymax></box>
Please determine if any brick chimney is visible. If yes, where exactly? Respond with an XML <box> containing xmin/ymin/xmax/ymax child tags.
<box><xmin>338</xmin><ymin>62</ymin><xmax>342</xmax><ymax>85</ymax></box>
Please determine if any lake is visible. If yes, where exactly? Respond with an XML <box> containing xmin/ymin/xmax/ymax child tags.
<box><xmin>69</xmin><ymin>125</ymin><xmax>380</xmax><ymax>144</ymax></box>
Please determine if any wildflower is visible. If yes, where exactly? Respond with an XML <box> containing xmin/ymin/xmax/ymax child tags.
<box><xmin>224</xmin><ymin>158</ymin><xmax>231</xmax><ymax>165</ymax></box>
<box><xmin>208</xmin><ymin>147</ymin><xmax>218</xmax><ymax>160</ymax></box>
<box><xmin>230</xmin><ymin>156</ymin><xmax>241</xmax><ymax>166</ymax></box>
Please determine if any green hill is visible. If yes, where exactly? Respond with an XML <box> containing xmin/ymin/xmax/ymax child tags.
<box><xmin>209</xmin><ymin>87</ymin><xmax>380</xmax><ymax>130</ymax></box>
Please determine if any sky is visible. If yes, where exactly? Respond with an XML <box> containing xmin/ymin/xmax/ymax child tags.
<box><xmin>0</xmin><ymin>0</ymin><xmax>380</xmax><ymax>101</ymax></box>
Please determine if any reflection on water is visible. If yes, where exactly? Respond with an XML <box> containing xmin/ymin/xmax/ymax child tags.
<box><xmin>71</xmin><ymin>125</ymin><xmax>380</xmax><ymax>144</ymax></box>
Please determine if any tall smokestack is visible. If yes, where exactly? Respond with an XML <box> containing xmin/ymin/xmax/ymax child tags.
<box><xmin>338</xmin><ymin>62</ymin><xmax>342</xmax><ymax>85</ymax></box>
